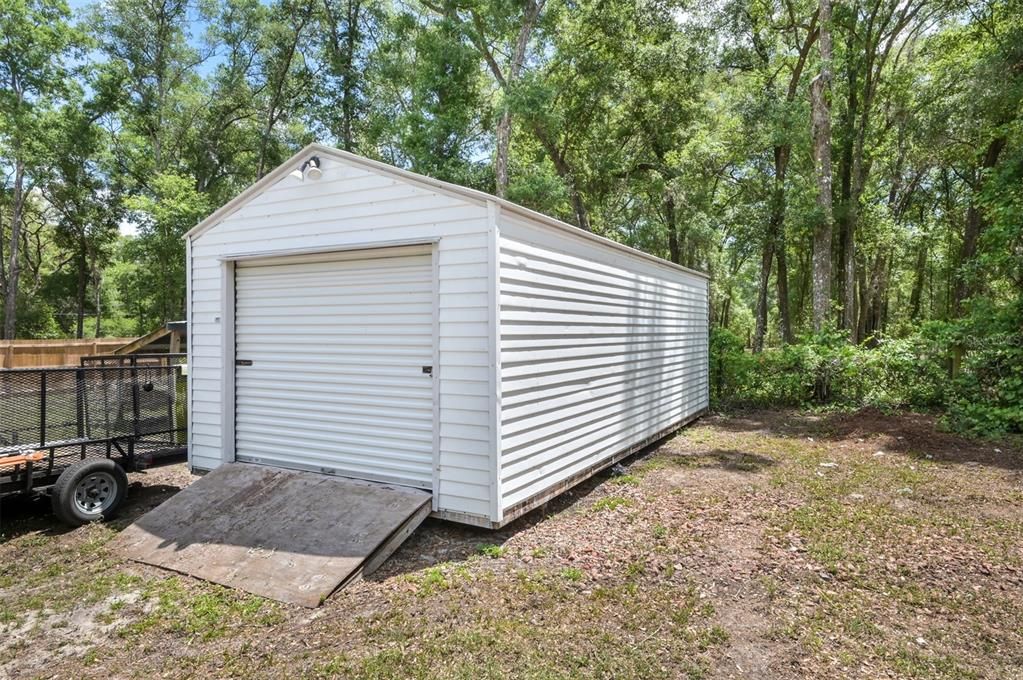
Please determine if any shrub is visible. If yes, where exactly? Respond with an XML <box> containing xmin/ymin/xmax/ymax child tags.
<box><xmin>709</xmin><ymin>322</ymin><xmax>1021</xmax><ymax>436</ymax></box>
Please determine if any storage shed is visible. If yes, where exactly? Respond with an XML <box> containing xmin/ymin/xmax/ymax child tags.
<box><xmin>185</xmin><ymin>143</ymin><xmax>709</xmax><ymax>529</ymax></box>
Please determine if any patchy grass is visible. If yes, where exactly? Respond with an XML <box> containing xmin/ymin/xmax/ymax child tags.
<box><xmin>592</xmin><ymin>495</ymin><xmax>634</xmax><ymax>512</ymax></box>
<box><xmin>475</xmin><ymin>543</ymin><xmax>506</xmax><ymax>558</ymax></box>
<box><xmin>1</xmin><ymin>409</ymin><xmax>1021</xmax><ymax>678</ymax></box>
<box><xmin>560</xmin><ymin>567</ymin><xmax>584</xmax><ymax>582</ymax></box>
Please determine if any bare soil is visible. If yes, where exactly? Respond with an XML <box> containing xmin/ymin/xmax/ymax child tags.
<box><xmin>1</xmin><ymin>409</ymin><xmax>1021</xmax><ymax>679</ymax></box>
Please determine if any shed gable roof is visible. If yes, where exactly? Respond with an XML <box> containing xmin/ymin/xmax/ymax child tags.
<box><xmin>185</xmin><ymin>142</ymin><xmax>709</xmax><ymax>280</ymax></box>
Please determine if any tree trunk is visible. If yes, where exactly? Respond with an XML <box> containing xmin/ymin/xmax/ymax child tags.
<box><xmin>665</xmin><ymin>192</ymin><xmax>680</xmax><ymax>265</ymax></box>
<box><xmin>93</xmin><ymin>265</ymin><xmax>102</xmax><ymax>338</ymax></box>
<box><xmin>772</xmin><ymin>145</ymin><xmax>793</xmax><ymax>344</ymax></box>
<box><xmin>954</xmin><ymin>136</ymin><xmax>1006</xmax><ymax>315</ymax></box>
<box><xmin>534</xmin><ymin>127</ymin><xmax>590</xmax><ymax>230</ymax></box>
<box><xmin>840</xmin><ymin>202</ymin><xmax>856</xmax><ymax>333</ymax></box>
<box><xmin>322</xmin><ymin>0</ymin><xmax>363</xmax><ymax>151</ymax></box>
<box><xmin>776</xmin><ymin>235</ymin><xmax>794</xmax><ymax>343</ymax></box>
<box><xmin>752</xmin><ymin>235</ymin><xmax>774</xmax><ymax>353</ymax></box>
<box><xmin>341</xmin><ymin>0</ymin><xmax>360</xmax><ymax>151</ymax></box>
<box><xmin>909</xmin><ymin>239</ymin><xmax>927</xmax><ymax>320</ymax></box>
<box><xmin>837</xmin><ymin>46</ymin><xmax>858</xmax><ymax>333</ymax></box>
<box><xmin>754</xmin><ymin>142</ymin><xmax>795</xmax><ymax>351</ymax></box>
<box><xmin>856</xmin><ymin>265</ymin><xmax>868</xmax><ymax>342</ymax></box>
<box><xmin>75</xmin><ymin>246</ymin><xmax>87</xmax><ymax>339</ymax></box>
<box><xmin>476</xmin><ymin>0</ymin><xmax>543</xmax><ymax>198</ymax></box>
<box><xmin>861</xmin><ymin>253</ymin><xmax>886</xmax><ymax>345</ymax></box>
<box><xmin>495</xmin><ymin>109</ymin><xmax>512</xmax><ymax>198</ymax></box>
<box><xmin>809</xmin><ymin>0</ymin><xmax>834</xmax><ymax>333</ymax></box>
<box><xmin>2</xmin><ymin>160</ymin><xmax>25</xmax><ymax>340</ymax></box>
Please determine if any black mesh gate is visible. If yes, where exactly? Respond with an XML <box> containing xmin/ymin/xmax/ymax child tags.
<box><xmin>0</xmin><ymin>357</ymin><xmax>187</xmax><ymax>497</ymax></box>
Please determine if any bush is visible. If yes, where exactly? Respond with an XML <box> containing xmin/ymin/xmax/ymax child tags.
<box><xmin>709</xmin><ymin>323</ymin><xmax>1021</xmax><ymax>436</ymax></box>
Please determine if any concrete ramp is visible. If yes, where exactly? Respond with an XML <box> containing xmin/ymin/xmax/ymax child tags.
<box><xmin>113</xmin><ymin>463</ymin><xmax>431</xmax><ymax>607</ymax></box>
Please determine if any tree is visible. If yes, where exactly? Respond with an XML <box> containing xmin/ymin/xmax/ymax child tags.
<box><xmin>254</xmin><ymin>0</ymin><xmax>317</xmax><ymax>178</ymax></box>
<box><xmin>833</xmin><ymin>0</ymin><xmax>932</xmax><ymax>337</ymax></box>
<box><xmin>121</xmin><ymin>173</ymin><xmax>209</xmax><ymax>327</ymax></box>
<box><xmin>365</xmin><ymin>6</ymin><xmax>491</xmax><ymax>186</ymax></box>
<box><xmin>605</xmin><ymin>0</ymin><xmax>711</xmax><ymax>268</ymax></box>
<box><xmin>89</xmin><ymin>0</ymin><xmax>214</xmax><ymax>185</ymax></box>
<box><xmin>318</xmin><ymin>0</ymin><xmax>385</xmax><ymax>152</ymax></box>
<box><xmin>0</xmin><ymin>0</ymin><xmax>80</xmax><ymax>338</ymax></box>
<box><xmin>39</xmin><ymin>98</ymin><xmax>123</xmax><ymax>337</ymax></box>
<box><xmin>744</xmin><ymin>0</ymin><xmax>819</xmax><ymax>350</ymax></box>
<box><xmin>809</xmin><ymin>0</ymin><xmax>834</xmax><ymax>332</ymax></box>
<box><xmin>421</xmin><ymin>0</ymin><xmax>548</xmax><ymax>199</ymax></box>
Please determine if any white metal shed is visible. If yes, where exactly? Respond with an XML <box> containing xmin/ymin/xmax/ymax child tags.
<box><xmin>185</xmin><ymin>143</ymin><xmax>709</xmax><ymax>528</ymax></box>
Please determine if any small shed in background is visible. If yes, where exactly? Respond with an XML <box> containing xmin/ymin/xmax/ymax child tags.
<box><xmin>185</xmin><ymin>143</ymin><xmax>709</xmax><ymax>529</ymax></box>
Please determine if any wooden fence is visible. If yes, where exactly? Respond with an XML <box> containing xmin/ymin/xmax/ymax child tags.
<box><xmin>0</xmin><ymin>338</ymin><xmax>136</xmax><ymax>369</ymax></box>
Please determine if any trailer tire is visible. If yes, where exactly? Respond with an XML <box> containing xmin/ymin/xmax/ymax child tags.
<box><xmin>51</xmin><ymin>459</ymin><xmax>128</xmax><ymax>527</ymax></box>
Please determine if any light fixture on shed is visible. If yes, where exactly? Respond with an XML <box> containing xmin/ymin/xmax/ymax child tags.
<box><xmin>301</xmin><ymin>156</ymin><xmax>323</xmax><ymax>181</ymax></box>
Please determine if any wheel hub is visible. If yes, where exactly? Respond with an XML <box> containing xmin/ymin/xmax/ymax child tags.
<box><xmin>74</xmin><ymin>471</ymin><xmax>117</xmax><ymax>515</ymax></box>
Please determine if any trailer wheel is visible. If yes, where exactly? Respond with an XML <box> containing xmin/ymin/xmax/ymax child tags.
<box><xmin>51</xmin><ymin>459</ymin><xmax>128</xmax><ymax>527</ymax></box>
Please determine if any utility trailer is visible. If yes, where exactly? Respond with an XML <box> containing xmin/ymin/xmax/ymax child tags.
<box><xmin>0</xmin><ymin>354</ymin><xmax>187</xmax><ymax>525</ymax></box>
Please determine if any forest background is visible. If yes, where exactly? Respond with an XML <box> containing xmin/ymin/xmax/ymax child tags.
<box><xmin>1</xmin><ymin>0</ymin><xmax>1020</xmax><ymax>432</ymax></box>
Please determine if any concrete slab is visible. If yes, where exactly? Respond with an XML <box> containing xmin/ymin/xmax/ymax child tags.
<box><xmin>112</xmin><ymin>463</ymin><xmax>431</xmax><ymax>607</ymax></box>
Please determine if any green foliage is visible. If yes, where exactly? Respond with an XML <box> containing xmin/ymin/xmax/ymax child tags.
<box><xmin>121</xmin><ymin>173</ymin><xmax>210</xmax><ymax>328</ymax></box>
<box><xmin>475</xmin><ymin>543</ymin><xmax>505</xmax><ymax>558</ymax></box>
<box><xmin>943</xmin><ymin>306</ymin><xmax>1023</xmax><ymax>437</ymax></box>
<box><xmin>711</xmin><ymin>317</ymin><xmax>1022</xmax><ymax>436</ymax></box>
<box><xmin>0</xmin><ymin>0</ymin><xmax>1019</xmax><ymax>441</ymax></box>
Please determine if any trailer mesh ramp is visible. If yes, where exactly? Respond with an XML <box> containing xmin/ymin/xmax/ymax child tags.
<box><xmin>112</xmin><ymin>463</ymin><xmax>431</xmax><ymax>607</ymax></box>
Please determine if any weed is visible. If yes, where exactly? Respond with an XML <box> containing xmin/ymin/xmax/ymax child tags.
<box><xmin>561</xmin><ymin>567</ymin><xmax>583</xmax><ymax>582</ymax></box>
<box><xmin>476</xmin><ymin>543</ymin><xmax>505</xmax><ymax>558</ymax></box>
<box><xmin>419</xmin><ymin>567</ymin><xmax>450</xmax><ymax>595</ymax></box>
<box><xmin>624</xmin><ymin>561</ymin><xmax>646</xmax><ymax>578</ymax></box>
<box><xmin>593</xmin><ymin>496</ymin><xmax>634</xmax><ymax>512</ymax></box>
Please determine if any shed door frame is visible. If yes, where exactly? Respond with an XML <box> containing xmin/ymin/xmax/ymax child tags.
<box><xmin>218</xmin><ymin>240</ymin><xmax>441</xmax><ymax>502</ymax></box>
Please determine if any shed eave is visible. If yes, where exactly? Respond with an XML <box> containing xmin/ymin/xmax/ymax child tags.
<box><xmin>183</xmin><ymin>142</ymin><xmax>710</xmax><ymax>281</ymax></box>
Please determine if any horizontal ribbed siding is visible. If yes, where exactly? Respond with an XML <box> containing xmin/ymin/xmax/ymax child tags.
<box><xmin>234</xmin><ymin>251</ymin><xmax>435</xmax><ymax>487</ymax></box>
<box><xmin>188</xmin><ymin>157</ymin><xmax>493</xmax><ymax>519</ymax></box>
<box><xmin>498</xmin><ymin>223</ymin><xmax>709</xmax><ymax>510</ymax></box>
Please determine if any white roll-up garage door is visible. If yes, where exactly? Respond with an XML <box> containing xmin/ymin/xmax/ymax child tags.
<box><xmin>233</xmin><ymin>246</ymin><xmax>435</xmax><ymax>488</ymax></box>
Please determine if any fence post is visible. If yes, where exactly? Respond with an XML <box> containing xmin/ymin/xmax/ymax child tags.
<box><xmin>39</xmin><ymin>372</ymin><xmax>47</xmax><ymax>449</ymax></box>
<box><xmin>130</xmin><ymin>365</ymin><xmax>140</xmax><ymax>437</ymax></box>
<box><xmin>76</xmin><ymin>368</ymin><xmax>86</xmax><ymax>459</ymax></box>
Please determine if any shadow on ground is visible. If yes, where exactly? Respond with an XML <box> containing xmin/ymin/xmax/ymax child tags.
<box><xmin>0</xmin><ymin>482</ymin><xmax>188</xmax><ymax>542</ymax></box>
<box><xmin>709</xmin><ymin>408</ymin><xmax>1023</xmax><ymax>471</ymax></box>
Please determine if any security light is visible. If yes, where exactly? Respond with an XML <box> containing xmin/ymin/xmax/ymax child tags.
<box><xmin>302</xmin><ymin>156</ymin><xmax>322</xmax><ymax>181</ymax></box>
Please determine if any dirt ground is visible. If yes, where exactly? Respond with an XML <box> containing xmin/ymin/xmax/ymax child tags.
<box><xmin>1</xmin><ymin>409</ymin><xmax>1022</xmax><ymax>679</ymax></box>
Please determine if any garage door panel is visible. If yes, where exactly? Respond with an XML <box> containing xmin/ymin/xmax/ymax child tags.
<box><xmin>236</xmin><ymin>408</ymin><xmax>432</xmax><ymax>432</ymax></box>
<box><xmin>234</xmin><ymin>250</ymin><xmax>435</xmax><ymax>488</ymax></box>
<box><xmin>235</xmin><ymin>382</ymin><xmax>432</xmax><ymax>401</ymax></box>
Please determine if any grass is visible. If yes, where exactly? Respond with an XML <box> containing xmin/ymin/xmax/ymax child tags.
<box><xmin>475</xmin><ymin>543</ymin><xmax>505</xmax><ymax>558</ymax></box>
<box><xmin>560</xmin><ymin>567</ymin><xmax>583</xmax><ymax>582</ymax></box>
<box><xmin>2</xmin><ymin>409</ymin><xmax>1021</xmax><ymax>679</ymax></box>
<box><xmin>117</xmin><ymin>577</ymin><xmax>283</xmax><ymax>641</ymax></box>
<box><xmin>592</xmin><ymin>496</ymin><xmax>634</xmax><ymax>512</ymax></box>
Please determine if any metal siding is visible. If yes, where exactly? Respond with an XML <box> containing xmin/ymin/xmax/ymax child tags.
<box><xmin>497</xmin><ymin>218</ymin><xmax>710</xmax><ymax>511</ymax></box>
<box><xmin>188</xmin><ymin>156</ymin><xmax>494</xmax><ymax>521</ymax></box>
